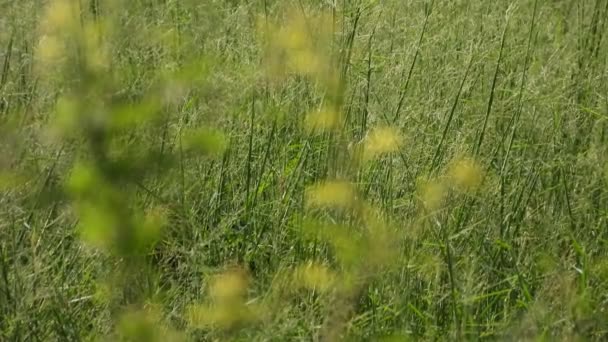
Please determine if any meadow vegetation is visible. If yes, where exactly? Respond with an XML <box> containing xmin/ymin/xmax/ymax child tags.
<box><xmin>1</xmin><ymin>0</ymin><xmax>608</xmax><ymax>340</ymax></box>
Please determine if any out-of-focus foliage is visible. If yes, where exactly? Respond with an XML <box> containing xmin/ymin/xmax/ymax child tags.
<box><xmin>2</xmin><ymin>0</ymin><xmax>608</xmax><ymax>340</ymax></box>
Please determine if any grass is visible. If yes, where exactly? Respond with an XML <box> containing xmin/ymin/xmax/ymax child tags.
<box><xmin>1</xmin><ymin>0</ymin><xmax>608</xmax><ymax>340</ymax></box>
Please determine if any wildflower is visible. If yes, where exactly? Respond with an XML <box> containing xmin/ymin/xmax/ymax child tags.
<box><xmin>293</xmin><ymin>262</ymin><xmax>335</xmax><ymax>292</ymax></box>
<box><xmin>209</xmin><ymin>269</ymin><xmax>249</xmax><ymax>302</ymax></box>
<box><xmin>36</xmin><ymin>35</ymin><xmax>64</xmax><ymax>65</ymax></box>
<box><xmin>305</xmin><ymin>106</ymin><xmax>342</xmax><ymax>132</ymax></box>
<box><xmin>306</xmin><ymin>181</ymin><xmax>356</xmax><ymax>209</ymax></box>
<box><xmin>258</xmin><ymin>9</ymin><xmax>333</xmax><ymax>82</ymax></box>
<box><xmin>118</xmin><ymin>308</ymin><xmax>184</xmax><ymax>342</ymax></box>
<box><xmin>40</xmin><ymin>0</ymin><xmax>78</xmax><ymax>34</ymax></box>
<box><xmin>417</xmin><ymin>178</ymin><xmax>446</xmax><ymax>211</ymax></box>
<box><xmin>363</xmin><ymin>126</ymin><xmax>402</xmax><ymax>161</ymax></box>
<box><xmin>83</xmin><ymin>22</ymin><xmax>110</xmax><ymax>72</ymax></box>
<box><xmin>447</xmin><ymin>157</ymin><xmax>483</xmax><ymax>192</ymax></box>
<box><xmin>187</xmin><ymin>269</ymin><xmax>264</xmax><ymax>330</ymax></box>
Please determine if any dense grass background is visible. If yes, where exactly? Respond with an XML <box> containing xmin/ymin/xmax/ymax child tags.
<box><xmin>1</xmin><ymin>0</ymin><xmax>608</xmax><ymax>340</ymax></box>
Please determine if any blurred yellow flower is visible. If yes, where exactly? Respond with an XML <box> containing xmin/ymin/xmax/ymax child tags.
<box><xmin>187</xmin><ymin>302</ymin><xmax>260</xmax><ymax>330</ymax></box>
<box><xmin>305</xmin><ymin>106</ymin><xmax>342</xmax><ymax>132</ymax></box>
<box><xmin>447</xmin><ymin>157</ymin><xmax>484</xmax><ymax>192</ymax></box>
<box><xmin>294</xmin><ymin>262</ymin><xmax>335</xmax><ymax>292</ymax></box>
<box><xmin>258</xmin><ymin>9</ymin><xmax>333</xmax><ymax>82</ymax></box>
<box><xmin>417</xmin><ymin>178</ymin><xmax>446</xmax><ymax>211</ymax></box>
<box><xmin>306</xmin><ymin>181</ymin><xmax>356</xmax><ymax>209</ymax></box>
<box><xmin>83</xmin><ymin>22</ymin><xmax>110</xmax><ymax>72</ymax></box>
<box><xmin>118</xmin><ymin>307</ymin><xmax>184</xmax><ymax>342</ymax></box>
<box><xmin>363</xmin><ymin>126</ymin><xmax>402</xmax><ymax>161</ymax></box>
<box><xmin>186</xmin><ymin>269</ymin><xmax>263</xmax><ymax>330</ymax></box>
<box><xmin>276</xmin><ymin>16</ymin><xmax>310</xmax><ymax>52</ymax></box>
<box><xmin>37</xmin><ymin>35</ymin><xmax>64</xmax><ymax>65</ymax></box>
<box><xmin>41</xmin><ymin>0</ymin><xmax>78</xmax><ymax>34</ymax></box>
<box><xmin>289</xmin><ymin>49</ymin><xmax>323</xmax><ymax>75</ymax></box>
<box><xmin>209</xmin><ymin>269</ymin><xmax>249</xmax><ymax>302</ymax></box>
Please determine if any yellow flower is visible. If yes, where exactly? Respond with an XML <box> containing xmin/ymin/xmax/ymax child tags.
<box><xmin>277</xmin><ymin>16</ymin><xmax>311</xmax><ymax>52</ymax></box>
<box><xmin>417</xmin><ymin>178</ymin><xmax>446</xmax><ymax>211</ymax></box>
<box><xmin>209</xmin><ymin>270</ymin><xmax>249</xmax><ymax>302</ymax></box>
<box><xmin>293</xmin><ymin>262</ymin><xmax>335</xmax><ymax>292</ymax></box>
<box><xmin>186</xmin><ymin>269</ymin><xmax>263</xmax><ymax>330</ymax></box>
<box><xmin>83</xmin><ymin>22</ymin><xmax>110</xmax><ymax>72</ymax></box>
<box><xmin>258</xmin><ymin>9</ymin><xmax>333</xmax><ymax>80</ymax></box>
<box><xmin>363</xmin><ymin>126</ymin><xmax>402</xmax><ymax>160</ymax></box>
<box><xmin>305</xmin><ymin>106</ymin><xmax>342</xmax><ymax>132</ymax></box>
<box><xmin>448</xmin><ymin>157</ymin><xmax>483</xmax><ymax>192</ymax></box>
<box><xmin>306</xmin><ymin>181</ymin><xmax>356</xmax><ymax>209</ymax></box>
<box><xmin>41</xmin><ymin>0</ymin><xmax>78</xmax><ymax>34</ymax></box>
<box><xmin>37</xmin><ymin>35</ymin><xmax>65</xmax><ymax>65</ymax></box>
<box><xmin>289</xmin><ymin>49</ymin><xmax>323</xmax><ymax>75</ymax></box>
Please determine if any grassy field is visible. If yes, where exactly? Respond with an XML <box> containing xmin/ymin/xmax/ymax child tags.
<box><xmin>1</xmin><ymin>0</ymin><xmax>608</xmax><ymax>340</ymax></box>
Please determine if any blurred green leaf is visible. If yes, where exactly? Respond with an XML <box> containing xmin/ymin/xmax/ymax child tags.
<box><xmin>66</xmin><ymin>162</ymin><xmax>103</xmax><ymax>197</ymax></box>
<box><xmin>183</xmin><ymin>128</ymin><xmax>227</xmax><ymax>156</ymax></box>
<box><xmin>0</xmin><ymin>171</ymin><xmax>26</xmax><ymax>191</ymax></box>
<box><xmin>110</xmin><ymin>99</ymin><xmax>161</xmax><ymax>130</ymax></box>
<box><xmin>77</xmin><ymin>202</ymin><xmax>119</xmax><ymax>251</ymax></box>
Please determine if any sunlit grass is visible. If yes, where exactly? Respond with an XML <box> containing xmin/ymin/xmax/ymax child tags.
<box><xmin>1</xmin><ymin>0</ymin><xmax>608</xmax><ymax>340</ymax></box>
